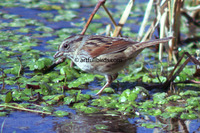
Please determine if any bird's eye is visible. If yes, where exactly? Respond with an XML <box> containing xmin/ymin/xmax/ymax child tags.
<box><xmin>64</xmin><ymin>44</ymin><xmax>69</xmax><ymax>49</ymax></box>
<box><xmin>64</xmin><ymin>44</ymin><xmax>68</xmax><ymax>48</ymax></box>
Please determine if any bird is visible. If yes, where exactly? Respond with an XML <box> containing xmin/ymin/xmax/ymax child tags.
<box><xmin>54</xmin><ymin>34</ymin><xmax>172</xmax><ymax>95</ymax></box>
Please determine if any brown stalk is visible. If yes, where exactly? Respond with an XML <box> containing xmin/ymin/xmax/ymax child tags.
<box><xmin>71</xmin><ymin>0</ymin><xmax>106</xmax><ymax>67</ymax></box>
<box><xmin>81</xmin><ymin>0</ymin><xmax>106</xmax><ymax>35</ymax></box>
<box><xmin>17</xmin><ymin>57</ymin><xmax>23</xmax><ymax>76</ymax></box>
<box><xmin>137</xmin><ymin>0</ymin><xmax>154</xmax><ymax>41</ymax></box>
<box><xmin>162</xmin><ymin>52</ymin><xmax>200</xmax><ymax>90</ymax></box>
<box><xmin>112</xmin><ymin>0</ymin><xmax>135</xmax><ymax>37</ymax></box>
<box><xmin>159</xmin><ymin>8</ymin><xmax>168</xmax><ymax>61</ymax></box>
<box><xmin>1</xmin><ymin>69</ymin><xmax>5</xmax><ymax>90</ymax></box>
<box><xmin>102</xmin><ymin>5</ymin><xmax>122</xmax><ymax>36</ymax></box>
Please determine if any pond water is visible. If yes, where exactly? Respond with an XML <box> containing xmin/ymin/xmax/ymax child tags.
<box><xmin>0</xmin><ymin>0</ymin><xmax>199</xmax><ymax>133</ymax></box>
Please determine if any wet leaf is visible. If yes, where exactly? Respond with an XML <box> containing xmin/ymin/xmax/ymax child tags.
<box><xmin>38</xmin><ymin>12</ymin><xmax>54</xmax><ymax>19</ymax></box>
<box><xmin>27</xmin><ymin>58</ymin><xmax>52</xmax><ymax>70</ymax></box>
<box><xmin>153</xmin><ymin>93</ymin><xmax>168</xmax><ymax>104</ymax></box>
<box><xmin>0</xmin><ymin>112</ymin><xmax>7</xmax><ymax>116</ymax></box>
<box><xmin>141</xmin><ymin>123</ymin><xmax>162</xmax><ymax>128</ymax></box>
<box><xmin>180</xmin><ymin>113</ymin><xmax>197</xmax><ymax>119</ymax></box>
<box><xmin>95</xmin><ymin>124</ymin><xmax>109</xmax><ymax>130</ymax></box>
<box><xmin>186</xmin><ymin>97</ymin><xmax>200</xmax><ymax>107</ymax></box>
<box><xmin>161</xmin><ymin>112</ymin><xmax>178</xmax><ymax>119</ymax></box>
<box><xmin>35</xmin><ymin>26</ymin><xmax>54</xmax><ymax>32</ymax></box>
<box><xmin>138</xmin><ymin>100</ymin><xmax>155</xmax><ymax>109</ymax></box>
<box><xmin>68</xmin><ymin>74</ymin><xmax>95</xmax><ymax>88</ymax></box>
<box><xmin>64</xmin><ymin>1</ymin><xmax>80</xmax><ymax>9</ymax></box>
<box><xmin>167</xmin><ymin>95</ymin><xmax>182</xmax><ymax>101</ymax></box>
<box><xmin>54</xmin><ymin>10</ymin><xmax>77</xmax><ymax>21</ymax></box>
<box><xmin>165</xmin><ymin>106</ymin><xmax>185</xmax><ymax>113</ymax></box>
<box><xmin>180</xmin><ymin>90</ymin><xmax>199</xmax><ymax>97</ymax></box>
<box><xmin>5</xmin><ymin>91</ymin><xmax>13</xmax><ymax>103</ymax></box>
<box><xmin>3</xmin><ymin>14</ymin><xmax>19</xmax><ymax>19</ymax></box>
<box><xmin>54</xmin><ymin>110</ymin><xmax>69</xmax><ymax>117</ymax></box>
<box><xmin>103</xmin><ymin>87</ymin><xmax>115</xmax><ymax>94</ymax></box>
<box><xmin>64</xmin><ymin>96</ymin><xmax>75</xmax><ymax>105</ymax></box>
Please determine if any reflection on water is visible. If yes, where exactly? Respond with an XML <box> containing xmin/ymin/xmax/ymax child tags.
<box><xmin>53</xmin><ymin>112</ymin><xmax>200</xmax><ymax>133</ymax></box>
<box><xmin>154</xmin><ymin>116</ymin><xmax>200</xmax><ymax>133</ymax></box>
<box><xmin>53</xmin><ymin>113</ymin><xmax>137</xmax><ymax>133</ymax></box>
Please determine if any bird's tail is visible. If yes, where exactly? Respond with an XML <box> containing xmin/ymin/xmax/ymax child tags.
<box><xmin>134</xmin><ymin>37</ymin><xmax>173</xmax><ymax>50</ymax></box>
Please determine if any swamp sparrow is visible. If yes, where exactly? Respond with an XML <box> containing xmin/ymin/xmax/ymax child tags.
<box><xmin>54</xmin><ymin>35</ymin><xmax>172</xmax><ymax>95</ymax></box>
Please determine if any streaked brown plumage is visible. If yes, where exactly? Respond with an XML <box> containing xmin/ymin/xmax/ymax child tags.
<box><xmin>54</xmin><ymin>35</ymin><xmax>172</xmax><ymax>95</ymax></box>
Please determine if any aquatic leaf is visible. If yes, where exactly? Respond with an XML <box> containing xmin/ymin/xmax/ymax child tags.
<box><xmin>93</xmin><ymin>14</ymin><xmax>101</xmax><ymax>19</ymax></box>
<box><xmin>138</xmin><ymin>100</ymin><xmax>155</xmax><ymax>109</ymax></box>
<box><xmin>0</xmin><ymin>112</ymin><xmax>7</xmax><ymax>116</ymax></box>
<box><xmin>23</xmin><ymin>88</ymin><xmax>32</xmax><ymax>96</ymax></box>
<box><xmin>12</xmin><ymin>89</ymin><xmax>22</xmax><ymax>101</ymax></box>
<box><xmin>142</xmin><ymin>74</ymin><xmax>152</xmax><ymax>82</ymax></box>
<box><xmin>161</xmin><ymin>112</ymin><xmax>178</xmax><ymax>119</ymax></box>
<box><xmin>21</xmin><ymin>96</ymin><xmax>30</xmax><ymax>101</ymax></box>
<box><xmin>3</xmin><ymin>14</ymin><xmax>19</xmax><ymax>19</ymax></box>
<box><xmin>52</xmin><ymin>95</ymin><xmax>65</xmax><ymax>101</ymax></box>
<box><xmin>39</xmin><ymin>4</ymin><xmax>62</xmax><ymax>10</ymax></box>
<box><xmin>153</xmin><ymin>109</ymin><xmax>162</xmax><ymax>116</ymax></box>
<box><xmin>103</xmin><ymin>87</ymin><xmax>115</xmax><ymax>94</ymax></box>
<box><xmin>166</xmin><ymin>95</ymin><xmax>181</xmax><ymax>101</ymax></box>
<box><xmin>121</xmin><ymin>73</ymin><xmax>145</xmax><ymax>82</ymax></box>
<box><xmin>52</xmin><ymin>75</ymin><xmax>65</xmax><ymax>83</ymax></box>
<box><xmin>64</xmin><ymin>96</ymin><xmax>75</xmax><ymax>105</ymax></box>
<box><xmin>119</xmin><ymin>89</ymin><xmax>139</xmax><ymax>103</ymax></box>
<box><xmin>68</xmin><ymin>74</ymin><xmax>95</xmax><ymax>88</ymax></box>
<box><xmin>42</xmin><ymin>95</ymin><xmax>56</xmax><ymax>100</ymax></box>
<box><xmin>54</xmin><ymin>110</ymin><xmax>69</xmax><ymax>117</ymax></box>
<box><xmin>153</xmin><ymin>93</ymin><xmax>167</xmax><ymax>104</ymax></box>
<box><xmin>54</xmin><ymin>10</ymin><xmax>78</xmax><ymax>21</ymax></box>
<box><xmin>9</xmin><ymin>19</ymin><xmax>26</xmax><ymax>27</ymax></box>
<box><xmin>152</xmin><ymin>76</ymin><xmax>166</xmax><ymax>82</ymax></box>
<box><xmin>186</xmin><ymin>97</ymin><xmax>200</xmax><ymax>107</ymax></box>
<box><xmin>42</xmin><ymin>106</ymin><xmax>54</xmax><ymax>112</ymax></box>
<box><xmin>77</xmin><ymin>93</ymin><xmax>91</xmax><ymax>101</ymax></box>
<box><xmin>60</xmin><ymin>66</ymin><xmax>68</xmax><ymax>75</ymax></box>
<box><xmin>35</xmin><ymin>26</ymin><xmax>54</xmax><ymax>32</ymax></box>
<box><xmin>128</xmin><ymin>92</ymin><xmax>138</xmax><ymax>101</ymax></box>
<box><xmin>165</xmin><ymin>106</ymin><xmax>185</xmax><ymax>113</ymax></box>
<box><xmin>73</xmin><ymin>102</ymin><xmax>88</xmax><ymax>110</ymax></box>
<box><xmin>27</xmin><ymin>58</ymin><xmax>52</xmax><ymax>70</ymax></box>
<box><xmin>134</xmin><ymin>86</ymin><xmax>149</xmax><ymax>96</ymax></box>
<box><xmin>5</xmin><ymin>91</ymin><xmax>13</xmax><ymax>103</ymax></box>
<box><xmin>180</xmin><ymin>113</ymin><xmax>197</xmax><ymax>119</ymax></box>
<box><xmin>59</xmin><ymin>65</ymin><xmax>80</xmax><ymax>80</ymax></box>
<box><xmin>95</xmin><ymin>124</ymin><xmax>109</xmax><ymax>130</ymax></box>
<box><xmin>39</xmin><ymin>83</ymin><xmax>51</xmax><ymax>95</ymax></box>
<box><xmin>38</xmin><ymin>12</ymin><xmax>54</xmax><ymax>19</ymax></box>
<box><xmin>83</xmin><ymin>107</ymin><xmax>100</xmax><ymax>114</ymax></box>
<box><xmin>119</xmin><ymin>96</ymin><xmax>127</xmax><ymax>103</ymax></box>
<box><xmin>180</xmin><ymin>90</ymin><xmax>199</xmax><ymax>97</ymax></box>
<box><xmin>146</xmin><ymin>109</ymin><xmax>162</xmax><ymax>116</ymax></box>
<box><xmin>88</xmin><ymin>23</ymin><xmax>103</xmax><ymax>33</ymax></box>
<box><xmin>91</xmin><ymin>96</ymin><xmax>108</xmax><ymax>107</ymax></box>
<box><xmin>141</xmin><ymin>123</ymin><xmax>162</xmax><ymax>128</ymax></box>
<box><xmin>17</xmin><ymin>28</ymin><xmax>30</xmax><ymax>33</ymax></box>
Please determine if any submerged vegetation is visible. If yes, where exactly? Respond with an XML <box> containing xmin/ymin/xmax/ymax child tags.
<box><xmin>0</xmin><ymin>0</ymin><xmax>199</xmax><ymax>132</ymax></box>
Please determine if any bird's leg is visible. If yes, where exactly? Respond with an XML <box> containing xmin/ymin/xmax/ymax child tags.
<box><xmin>96</xmin><ymin>75</ymin><xmax>112</xmax><ymax>95</ymax></box>
<box><xmin>96</xmin><ymin>73</ymin><xmax>118</xmax><ymax>95</ymax></box>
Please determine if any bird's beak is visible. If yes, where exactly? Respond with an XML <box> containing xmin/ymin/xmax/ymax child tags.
<box><xmin>53</xmin><ymin>51</ymin><xmax>64</xmax><ymax>59</ymax></box>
